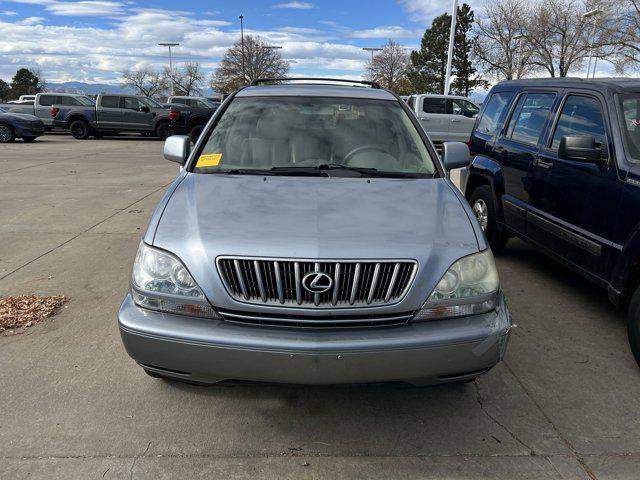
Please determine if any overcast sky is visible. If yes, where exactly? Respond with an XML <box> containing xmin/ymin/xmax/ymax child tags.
<box><xmin>0</xmin><ymin>0</ymin><xmax>476</xmax><ymax>84</ymax></box>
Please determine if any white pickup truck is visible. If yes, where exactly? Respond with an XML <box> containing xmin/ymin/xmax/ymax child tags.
<box><xmin>407</xmin><ymin>94</ymin><xmax>480</xmax><ymax>148</ymax></box>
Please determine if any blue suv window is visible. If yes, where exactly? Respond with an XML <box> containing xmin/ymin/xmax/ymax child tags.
<box><xmin>506</xmin><ymin>93</ymin><xmax>555</xmax><ymax>146</ymax></box>
<box><xmin>476</xmin><ymin>92</ymin><xmax>511</xmax><ymax>135</ymax></box>
<box><xmin>551</xmin><ymin>95</ymin><xmax>605</xmax><ymax>150</ymax></box>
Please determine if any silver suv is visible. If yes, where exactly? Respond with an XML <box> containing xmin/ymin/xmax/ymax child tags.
<box><xmin>118</xmin><ymin>79</ymin><xmax>512</xmax><ymax>386</ymax></box>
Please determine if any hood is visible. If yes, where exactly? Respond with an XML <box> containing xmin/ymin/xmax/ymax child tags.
<box><xmin>152</xmin><ymin>174</ymin><xmax>480</xmax><ymax>311</ymax></box>
<box><xmin>0</xmin><ymin>112</ymin><xmax>41</xmax><ymax>122</ymax></box>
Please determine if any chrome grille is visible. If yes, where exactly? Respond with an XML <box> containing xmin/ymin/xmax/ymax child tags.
<box><xmin>217</xmin><ymin>257</ymin><xmax>417</xmax><ymax>308</ymax></box>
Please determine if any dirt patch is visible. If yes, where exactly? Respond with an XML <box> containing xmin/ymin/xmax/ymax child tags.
<box><xmin>0</xmin><ymin>295</ymin><xmax>69</xmax><ymax>335</ymax></box>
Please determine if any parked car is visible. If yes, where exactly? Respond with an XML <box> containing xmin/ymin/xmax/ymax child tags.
<box><xmin>118</xmin><ymin>78</ymin><xmax>512</xmax><ymax>386</ymax></box>
<box><xmin>407</xmin><ymin>94</ymin><xmax>480</xmax><ymax>148</ymax></box>
<box><xmin>0</xmin><ymin>106</ymin><xmax>45</xmax><ymax>143</ymax></box>
<box><xmin>51</xmin><ymin>94</ymin><xmax>172</xmax><ymax>139</ymax></box>
<box><xmin>167</xmin><ymin>96</ymin><xmax>221</xmax><ymax>142</ymax></box>
<box><xmin>462</xmin><ymin>77</ymin><xmax>640</xmax><ymax>367</ymax></box>
<box><xmin>0</xmin><ymin>92</ymin><xmax>94</xmax><ymax>130</ymax></box>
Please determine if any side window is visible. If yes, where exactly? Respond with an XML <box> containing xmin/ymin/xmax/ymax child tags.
<box><xmin>101</xmin><ymin>96</ymin><xmax>119</xmax><ymax>108</ymax></box>
<box><xmin>39</xmin><ymin>95</ymin><xmax>56</xmax><ymax>106</ymax></box>
<box><xmin>551</xmin><ymin>95</ymin><xmax>606</xmax><ymax>150</ymax></box>
<box><xmin>476</xmin><ymin>92</ymin><xmax>511</xmax><ymax>135</ymax></box>
<box><xmin>60</xmin><ymin>96</ymin><xmax>81</xmax><ymax>106</ymax></box>
<box><xmin>506</xmin><ymin>93</ymin><xmax>555</xmax><ymax>146</ymax></box>
<box><xmin>193</xmin><ymin>99</ymin><xmax>208</xmax><ymax>108</ymax></box>
<box><xmin>450</xmin><ymin>99</ymin><xmax>480</xmax><ymax>118</ymax></box>
<box><xmin>173</xmin><ymin>98</ymin><xmax>187</xmax><ymax>105</ymax></box>
<box><xmin>123</xmin><ymin>97</ymin><xmax>140</xmax><ymax>110</ymax></box>
<box><xmin>422</xmin><ymin>98</ymin><xmax>447</xmax><ymax>114</ymax></box>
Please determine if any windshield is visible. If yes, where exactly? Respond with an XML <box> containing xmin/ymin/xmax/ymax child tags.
<box><xmin>140</xmin><ymin>97</ymin><xmax>163</xmax><ymax>108</ymax></box>
<box><xmin>620</xmin><ymin>93</ymin><xmax>640</xmax><ymax>163</ymax></box>
<box><xmin>77</xmin><ymin>96</ymin><xmax>95</xmax><ymax>106</ymax></box>
<box><xmin>194</xmin><ymin>96</ymin><xmax>436</xmax><ymax>177</ymax></box>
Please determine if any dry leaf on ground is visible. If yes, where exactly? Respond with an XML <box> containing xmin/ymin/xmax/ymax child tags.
<box><xmin>0</xmin><ymin>295</ymin><xmax>69</xmax><ymax>335</ymax></box>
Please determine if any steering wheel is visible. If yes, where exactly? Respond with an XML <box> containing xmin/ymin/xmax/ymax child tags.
<box><xmin>343</xmin><ymin>145</ymin><xmax>389</xmax><ymax>165</ymax></box>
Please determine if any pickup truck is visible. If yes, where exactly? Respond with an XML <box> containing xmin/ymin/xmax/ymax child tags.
<box><xmin>0</xmin><ymin>92</ymin><xmax>94</xmax><ymax>129</ymax></box>
<box><xmin>52</xmin><ymin>94</ymin><xmax>172</xmax><ymax>139</ymax></box>
<box><xmin>407</xmin><ymin>94</ymin><xmax>480</xmax><ymax>148</ymax></box>
<box><xmin>166</xmin><ymin>96</ymin><xmax>220</xmax><ymax>142</ymax></box>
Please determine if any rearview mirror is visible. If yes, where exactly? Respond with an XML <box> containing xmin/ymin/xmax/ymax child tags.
<box><xmin>558</xmin><ymin>136</ymin><xmax>603</xmax><ymax>163</ymax></box>
<box><xmin>441</xmin><ymin>141</ymin><xmax>471</xmax><ymax>171</ymax></box>
<box><xmin>139</xmin><ymin>105</ymin><xmax>150</xmax><ymax>113</ymax></box>
<box><xmin>164</xmin><ymin>135</ymin><xmax>190</xmax><ymax>165</ymax></box>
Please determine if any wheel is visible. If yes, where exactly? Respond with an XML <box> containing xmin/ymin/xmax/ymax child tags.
<box><xmin>69</xmin><ymin>119</ymin><xmax>91</xmax><ymax>140</ymax></box>
<box><xmin>189</xmin><ymin>124</ymin><xmax>204</xmax><ymax>143</ymax></box>
<box><xmin>628</xmin><ymin>286</ymin><xmax>640</xmax><ymax>368</ymax></box>
<box><xmin>22</xmin><ymin>136</ymin><xmax>37</xmax><ymax>142</ymax></box>
<box><xmin>0</xmin><ymin>123</ymin><xmax>15</xmax><ymax>143</ymax></box>
<box><xmin>469</xmin><ymin>185</ymin><xmax>508</xmax><ymax>253</ymax></box>
<box><xmin>155</xmin><ymin>122</ymin><xmax>170</xmax><ymax>140</ymax></box>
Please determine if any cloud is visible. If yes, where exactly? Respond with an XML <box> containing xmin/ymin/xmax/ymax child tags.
<box><xmin>7</xmin><ymin>0</ymin><xmax>126</xmax><ymax>17</ymax></box>
<box><xmin>397</xmin><ymin>0</ymin><xmax>482</xmax><ymax>22</ymax></box>
<box><xmin>273</xmin><ymin>2</ymin><xmax>315</xmax><ymax>9</ymax></box>
<box><xmin>350</xmin><ymin>26</ymin><xmax>420</xmax><ymax>39</ymax></box>
<box><xmin>17</xmin><ymin>16</ymin><xmax>46</xmax><ymax>25</ymax></box>
<box><xmin>0</xmin><ymin>11</ymin><xmax>19</xmax><ymax>15</ymax></box>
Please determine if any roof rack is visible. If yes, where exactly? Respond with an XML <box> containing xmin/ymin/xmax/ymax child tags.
<box><xmin>250</xmin><ymin>77</ymin><xmax>381</xmax><ymax>89</ymax></box>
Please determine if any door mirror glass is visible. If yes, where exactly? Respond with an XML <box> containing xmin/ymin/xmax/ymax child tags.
<box><xmin>441</xmin><ymin>141</ymin><xmax>471</xmax><ymax>170</ymax></box>
<box><xmin>163</xmin><ymin>135</ymin><xmax>191</xmax><ymax>165</ymax></box>
<box><xmin>139</xmin><ymin>105</ymin><xmax>150</xmax><ymax>113</ymax></box>
<box><xmin>558</xmin><ymin>135</ymin><xmax>603</xmax><ymax>163</ymax></box>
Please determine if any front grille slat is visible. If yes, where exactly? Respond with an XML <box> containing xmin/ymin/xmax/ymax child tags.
<box><xmin>217</xmin><ymin>257</ymin><xmax>416</xmax><ymax>309</ymax></box>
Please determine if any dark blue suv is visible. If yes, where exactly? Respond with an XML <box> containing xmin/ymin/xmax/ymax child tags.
<box><xmin>463</xmin><ymin>78</ymin><xmax>640</xmax><ymax>367</ymax></box>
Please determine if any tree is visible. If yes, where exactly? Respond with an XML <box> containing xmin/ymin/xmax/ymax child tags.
<box><xmin>10</xmin><ymin>68</ymin><xmax>46</xmax><ymax>97</ymax></box>
<box><xmin>523</xmin><ymin>0</ymin><xmax>615</xmax><ymax>77</ymax></box>
<box><xmin>122</xmin><ymin>68</ymin><xmax>169</xmax><ymax>98</ymax></box>
<box><xmin>0</xmin><ymin>79</ymin><xmax>10</xmax><ymax>102</ymax></box>
<box><xmin>474</xmin><ymin>0</ymin><xmax>534</xmax><ymax>81</ymax></box>
<box><xmin>210</xmin><ymin>35</ymin><xmax>290</xmax><ymax>94</ymax></box>
<box><xmin>366</xmin><ymin>40</ymin><xmax>411</xmax><ymax>94</ymax></box>
<box><xmin>165</xmin><ymin>62</ymin><xmax>205</xmax><ymax>96</ymax></box>
<box><xmin>610</xmin><ymin>0</ymin><xmax>640</xmax><ymax>71</ymax></box>
<box><xmin>451</xmin><ymin>3</ymin><xmax>487</xmax><ymax>96</ymax></box>
<box><xmin>408</xmin><ymin>3</ymin><xmax>485</xmax><ymax>95</ymax></box>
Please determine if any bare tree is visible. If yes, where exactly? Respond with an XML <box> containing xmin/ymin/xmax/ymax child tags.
<box><xmin>366</xmin><ymin>40</ymin><xmax>411</xmax><ymax>94</ymax></box>
<box><xmin>523</xmin><ymin>0</ymin><xmax>615</xmax><ymax>77</ymax></box>
<box><xmin>121</xmin><ymin>68</ymin><xmax>169</xmax><ymax>98</ymax></box>
<box><xmin>210</xmin><ymin>35</ymin><xmax>290</xmax><ymax>94</ymax></box>
<box><xmin>610</xmin><ymin>0</ymin><xmax>640</xmax><ymax>71</ymax></box>
<box><xmin>165</xmin><ymin>62</ymin><xmax>205</xmax><ymax>96</ymax></box>
<box><xmin>474</xmin><ymin>0</ymin><xmax>534</xmax><ymax>81</ymax></box>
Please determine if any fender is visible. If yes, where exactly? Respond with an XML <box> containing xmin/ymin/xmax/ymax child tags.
<box><xmin>187</xmin><ymin>113</ymin><xmax>211</xmax><ymax>130</ymax></box>
<box><xmin>59</xmin><ymin>107</ymin><xmax>96</xmax><ymax>127</ymax></box>
<box><xmin>152</xmin><ymin>113</ymin><xmax>171</xmax><ymax>130</ymax></box>
<box><xmin>466</xmin><ymin>155</ymin><xmax>506</xmax><ymax>199</ymax></box>
<box><xmin>611</xmin><ymin>223</ymin><xmax>640</xmax><ymax>297</ymax></box>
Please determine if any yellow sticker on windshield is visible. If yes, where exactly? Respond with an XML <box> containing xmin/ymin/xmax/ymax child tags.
<box><xmin>197</xmin><ymin>153</ymin><xmax>222</xmax><ymax>167</ymax></box>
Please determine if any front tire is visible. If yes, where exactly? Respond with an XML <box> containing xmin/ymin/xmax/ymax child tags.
<box><xmin>189</xmin><ymin>124</ymin><xmax>204</xmax><ymax>143</ymax></box>
<box><xmin>0</xmin><ymin>123</ymin><xmax>15</xmax><ymax>143</ymax></box>
<box><xmin>70</xmin><ymin>119</ymin><xmax>91</xmax><ymax>140</ymax></box>
<box><xmin>469</xmin><ymin>185</ymin><xmax>508</xmax><ymax>253</ymax></box>
<box><xmin>628</xmin><ymin>286</ymin><xmax>640</xmax><ymax>368</ymax></box>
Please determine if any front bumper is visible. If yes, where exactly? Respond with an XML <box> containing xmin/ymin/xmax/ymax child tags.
<box><xmin>16</xmin><ymin>123</ymin><xmax>45</xmax><ymax>138</ymax></box>
<box><xmin>118</xmin><ymin>292</ymin><xmax>512</xmax><ymax>385</ymax></box>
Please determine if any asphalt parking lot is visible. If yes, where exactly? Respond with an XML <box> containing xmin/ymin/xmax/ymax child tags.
<box><xmin>1</xmin><ymin>134</ymin><xmax>639</xmax><ymax>480</ymax></box>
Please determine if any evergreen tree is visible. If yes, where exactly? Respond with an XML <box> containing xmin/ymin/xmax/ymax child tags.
<box><xmin>0</xmin><ymin>79</ymin><xmax>10</xmax><ymax>102</ymax></box>
<box><xmin>409</xmin><ymin>3</ymin><xmax>486</xmax><ymax>95</ymax></box>
<box><xmin>10</xmin><ymin>68</ymin><xmax>45</xmax><ymax>98</ymax></box>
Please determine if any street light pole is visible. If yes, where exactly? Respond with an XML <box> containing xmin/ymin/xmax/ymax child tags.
<box><xmin>362</xmin><ymin>47</ymin><xmax>383</xmax><ymax>62</ymax></box>
<box><xmin>158</xmin><ymin>42</ymin><xmax>179</xmax><ymax>95</ymax></box>
<box><xmin>513</xmin><ymin>34</ymin><xmax>524</xmax><ymax>79</ymax></box>
<box><xmin>583</xmin><ymin>8</ymin><xmax>602</xmax><ymax>79</ymax></box>
<box><xmin>444</xmin><ymin>0</ymin><xmax>458</xmax><ymax>95</ymax></box>
<box><xmin>239</xmin><ymin>15</ymin><xmax>246</xmax><ymax>85</ymax></box>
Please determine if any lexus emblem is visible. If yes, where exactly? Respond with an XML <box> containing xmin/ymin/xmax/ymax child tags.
<box><xmin>302</xmin><ymin>271</ymin><xmax>333</xmax><ymax>294</ymax></box>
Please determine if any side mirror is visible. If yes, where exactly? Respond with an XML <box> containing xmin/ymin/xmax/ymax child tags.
<box><xmin>441</xmin><ymin>141</ymin><xmax>471</xmax><ymax>171</ymax></box>
<box><xmin>139</xmin><ymin>105</ymin><xmax>150</xmax><ymax>113</ymax></box>
<box><xmin>163</xmin><ymin>135</ymin><xmax>190</xmax><ymax>165</ymax></box>
<box><xmin>558</xmin><ymin>136</ymin><xmax>604</xmax><ymax>163</ymax></box>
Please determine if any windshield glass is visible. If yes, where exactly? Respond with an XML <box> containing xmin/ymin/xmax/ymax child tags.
<box><xmin>77</xmin><ymin>96</ymin><xmax>95</xmax><ymax>106</ymax></box>
<box><xmin>141</xmin><ymin>97</ymin><xmax>162</xmax><ymax>108</ymax></box>
<box><xmin>620</xmin><ymin>93</ymin><xmax>640</xmax><ymax>163</ymax></box>
<box><xmin>194</xmin><ymin>96</ymin><xmax>436</xmax><ymax>177</ymax></box>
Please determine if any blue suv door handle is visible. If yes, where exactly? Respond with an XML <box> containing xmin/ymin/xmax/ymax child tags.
<box><xmin>533</xmin><ymin>158</ymin><xmax>553</xmax><ymax>169</ymax></box>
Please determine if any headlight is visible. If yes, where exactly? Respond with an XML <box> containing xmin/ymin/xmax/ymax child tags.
<box><xmin>131</xmin><ymin>243</ymin><xmax>218</xmax><ymax>318</ymax></box>
<box><xmin>413</xmin><ymin>250</ymin><xmax>499</xmax><ymax>321</ymax></box>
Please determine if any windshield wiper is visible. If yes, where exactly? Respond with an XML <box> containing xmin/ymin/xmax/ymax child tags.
<box><xmin>202</xmin><ymin>168</ymin><xmax>275</xmax><ymax>175</ymax></box>
<box><xmin>271</xmin><ymin>164</ymin><xmax>424</xmax><ymax>178</ymax></box>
